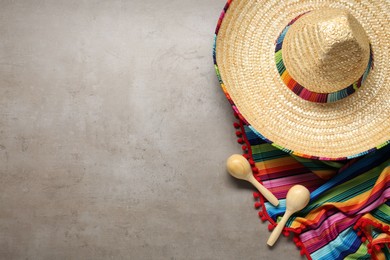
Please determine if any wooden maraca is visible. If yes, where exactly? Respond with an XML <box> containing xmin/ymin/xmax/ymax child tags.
<box><xmin>226</xmin><ymin>154</ymin><xmax>279</xmax><ymax>207</ymax></box>
<box><xmin>267</xmin><ymin>184</ymin><xmax>310</xmax><ymax>246</ymax></box>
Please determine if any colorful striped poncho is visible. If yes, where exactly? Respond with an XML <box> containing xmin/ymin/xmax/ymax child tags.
<box><xmin>231</xmin><ymin>117</ymin><xmax>390</xmax><ymax>260</ymax></box>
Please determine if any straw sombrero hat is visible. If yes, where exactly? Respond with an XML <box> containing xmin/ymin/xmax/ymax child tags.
<box><xmin>214</xmin><ymin>0</ymin><xmax>390</xmax><ymax>160</ymax></box>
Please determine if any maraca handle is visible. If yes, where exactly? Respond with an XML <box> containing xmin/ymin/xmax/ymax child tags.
<box><xmin>248</xmin><ymin>175</ymin><xmax>279</xmax><ymax>206</ymax></box>
<box><xmin>267</xmin><ymin>211</ymin><xmax>291</xmax><ymax>246</ymax></box>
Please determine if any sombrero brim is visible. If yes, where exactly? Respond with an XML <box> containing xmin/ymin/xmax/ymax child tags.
<box><xmin>214</xmin><ymin>0</ymin><xmax>390</xmax><ymax>160</ymax></box>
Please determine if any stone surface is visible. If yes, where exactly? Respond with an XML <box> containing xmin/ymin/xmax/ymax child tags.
<box><xmin>0</xmin><ymin>1</ymin><xmax>302</xmax><ymax>259</ymax></box>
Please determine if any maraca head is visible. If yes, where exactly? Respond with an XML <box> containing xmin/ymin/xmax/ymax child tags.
<box><xmin>226</xmin><ymin>154</ymin><xmax>252</xmax><ymax>180</ymax></box>
<box><xmin>285</xmin><ymin>185</ymin><xmax>310</xmax><ymax>212</ymax></box>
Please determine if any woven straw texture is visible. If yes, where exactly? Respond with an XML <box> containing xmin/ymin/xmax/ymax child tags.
<box><xmin>215</xmin><ymin>0</ymin><xmax>390</xmax><ymax>160</ymax></box>
<box><xmin>282</xmin><ymin>8</ymin><xmax>370</xmax><ymax>93</ymax></box>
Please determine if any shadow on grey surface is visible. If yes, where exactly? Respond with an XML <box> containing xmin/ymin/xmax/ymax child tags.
<box><xmin>226</xmin><ymin>172</ymin><xmax>255</xmax><ymax>190</ymax></box>
<box><xmin>267</xmin><ymin>232</ymin><xmax>307</xmax><ymax>259</ymax></box>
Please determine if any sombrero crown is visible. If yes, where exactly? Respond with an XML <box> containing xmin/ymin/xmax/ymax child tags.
<box><xmin>214</xmin><ymin>0</ymin><xmax>390</xmax><ymax>160</ymax></box>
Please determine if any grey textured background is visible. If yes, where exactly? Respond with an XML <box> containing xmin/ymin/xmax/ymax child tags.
<box><xmin>0</xmin><ymin>1</ymin><xmax>302</xmax><ymax>259</ymax></box>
